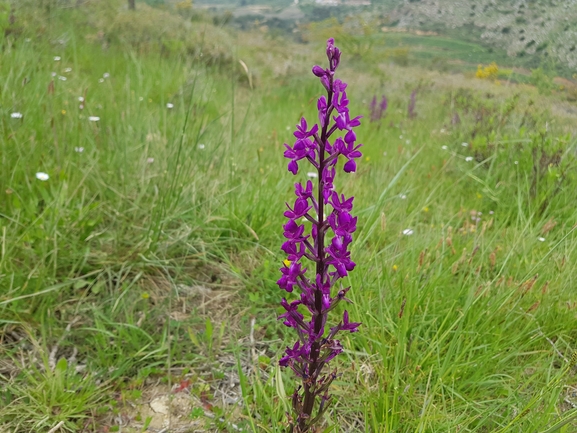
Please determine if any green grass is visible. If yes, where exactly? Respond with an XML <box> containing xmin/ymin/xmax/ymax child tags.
<box><xmin>1</xmin><ymin>2</ymin><xmax>577</xmax><ymax>432</ymax></box>
<box><xmin>378</xmin><ymin>32</ymin><xmax>508</xmax><ymax>66</ymax></box>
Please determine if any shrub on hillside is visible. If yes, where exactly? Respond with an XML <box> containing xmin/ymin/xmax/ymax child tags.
<box><xmin>530</xmin><ymin>67</ymin><xmax>555</xmax><ymax>95</ymax></box>
<box><xmin>475</xmin><ymin>62</ymin><xmax>498</xmax><ymax>80</ymax></box>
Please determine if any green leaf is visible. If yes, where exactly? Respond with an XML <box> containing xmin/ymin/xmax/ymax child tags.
<box><xmin>73</xmin><ymin>279</ymin><xmax>91</xmax><ymax>290</ymax></box>
<box><xmin>55</xmin><ymin>357</ymin><xmax>68</xmax><ymax>373</ymax></box>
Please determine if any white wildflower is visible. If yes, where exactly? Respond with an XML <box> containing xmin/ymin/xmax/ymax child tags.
<box><xmin>103</xmin><ymin>72</ymin><xmax>110</xmax><ymax>79</ymax></box>
<box><xmin>10</xmin><ymin>112</ymin><xmax>23</xmax><ymax>119</ymax></box>
<box><xmin>537</xmin><ymin>237</ymin><xmax>545</xmax><ymax>242</ymax></box>
<box><xmin>461</xmin><ymin>142</ymin><xmax>469</xmax><ymax>147</ymax></box>
<box><xmin>74</xmin><ymin>147</ymin><xmax>84</xmax><ymax>153</ymax></box>
<box><xmin>399</xmin><ymin>194</ymin><xmax>407</xmax><ymax>200</ymax></box>
<box><xmin>147</xmin><ymin>157</ymin><xmax>154</xmax><ymax>164</ymax></box>
<box><xmin>53</xmin><ymin>56</ymin><xmax>61</xmax><ymax>61</ymax></box>
<box><xmin>98</xmin><ymin>78</ymin><xmax>104</xmax><ymax>83</ymax></box>
<box><xmin>58</xmin><ymin>76</ymin><xmax>67</xmax><ymax>81</ymax></box>
<box><xmin>64</xmin><ymin>68</ymin><xmax>72</xmax><ymax>73</ymax></box>
<box><xmin>402</xmin><ymin>229</ymin><xmax>414</xmax><ymax>236</ymax></box>
<box><xmin>465</xmin><ymin>156</ymin><xmax>473</xmax><ymax>162</ymax></box>
<box><xmin>88</xmin><ymin>116</ymin><xmax>100</xmax><ymax>122</ymax></box>
<box><xmin>35</xmin><ymin>172</ymin><xmax>49</xmax><ymax>181</ymax></box>
<box><xmin>198</xmin><ymin>144</ymin><xmax>205</xmax><ymax>150</ymax></box>
<box><xmin>441</xmin><ymin>145</ymin><xmax>448</xmax><ymax>150</ymax></box>
<box><xmin>166</xmin><ymin>103</ymin><xmax>174</xmax><ymax>109</ymax></box>
<box><xmin>78</xmin><ymin>96</ymin><xmax>84</xmax><ymax>102</ymax></box>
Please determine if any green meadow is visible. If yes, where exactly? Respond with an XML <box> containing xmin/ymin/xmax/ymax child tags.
<box><xmin>1</xmin><ymin>2</ymin><xmax>576</xmax><ymax>432</ymax></box>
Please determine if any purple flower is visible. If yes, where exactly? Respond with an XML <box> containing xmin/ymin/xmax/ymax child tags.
<box><xmin>340</xmin><ymin>310</ymin><xmax>360</xmax><ymax>332</ymax></box>
<box><xmin>380</xmin><ymin>95</ymin><xmax>388</xmax><ymax>112</ymax></box>
<box><xmin>325</xmin><ymin>235</ymin><xmax>355</xmax><ymax>277</ymax></box>
<box><xmin>330</xmin><ymin>192</ymin><xmax>354</xmax><ymax>213</ymax></box>
<box><xmin>279</xmin><ymin>298</ymin><xmax>306</xmax><ymax>329</ymax></box>
<box><xmin>334</xmin><ymin>110</ymin><xmax>361</xmax><ymax>131</ymax></box>
<box><xmin>295</xmin><ymin>180</ymin><xmax>314</xmax><ymax>200</ymax></box>
<box><xmin>294</xmin><ymin>117</ymin><xmax>319</xmax><ymax>140</ymax></box>
<box><xmin>284</xmin><ymin>197</ymin><xmax>311</xmax><ymax>220</ymax></box>
<box><xmin>312</xmin><ymin>65</ymin><xmax>326</xmax><ymax>77</ymax></box>
<box><xmin>279</xmin><ymin>38</ymin><xmax>363</xmax><ymax>432</ymax></box>
<box><xmin>370</xmin><ymin>94</ymin><xmax>388</xmax><ymax>122</ymax></box>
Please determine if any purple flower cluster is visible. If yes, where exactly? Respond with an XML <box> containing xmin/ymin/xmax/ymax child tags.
<box><xmin>278</xmin><ymin>38</ymin><xmax>362</xmax><ymax>432</ymax></box>
<box><xmin>369</xmin><ymin>95</ymin><xmax>388</xmax><ymax>122</ymax></box>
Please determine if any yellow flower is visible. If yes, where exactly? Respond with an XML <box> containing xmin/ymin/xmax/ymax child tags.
<box><xmin>476</xmin><ymin>62</ymin><xmax>499</xmax><ymax>80</ymax></box>
<box><xmin>141</xmin><ymin>292</ymin><xmax>150</xmax><ymax>299</ymax></box>
<box><xmin>365</xmin><ymin>156</ymin><xmax>371</xmax><ymax>161</ymax></box>
<box><xmin>392</xmin><ymin>264</ymin><xmax>398</xmax><ymax>271</ymax></box>
<box><xmin>476</xmin><ymin>193</ymin><xmax>482</xmax><ymax>199</ymax></box>
<box><xmin>283</xmin><ymin>259</ymin><xmax>291</xmax><ymax>267</ymax></box>
<box><xmin>61</xmin><ymin>109</ymin><xmax>66</xmax><ymax>115</ymax></box>
<box><xmin>423</xmin><ymin>206</ymin><xmax>429</xmax><ymax>212</ymax></box>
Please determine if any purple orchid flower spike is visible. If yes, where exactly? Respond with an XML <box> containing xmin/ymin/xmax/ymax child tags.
<box><xmin>279</xmin><ymin>38</ymin><xmax>363</xmax><ymax>433</ymax></box>
<box><xmin>370</xmin><ymin>94</ymin><xmax>388</xmax><ymax>122</ymax></box>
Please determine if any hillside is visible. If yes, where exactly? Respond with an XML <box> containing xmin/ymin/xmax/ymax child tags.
<box><xmin>195</xmin><ymin>0</ymin><xmax>577</xmax><ymax>73</ymax></box>
<box><xmin>384</xmin><ymin>0</ymin><xmax>577</xmax><ymax>73</ymax></box>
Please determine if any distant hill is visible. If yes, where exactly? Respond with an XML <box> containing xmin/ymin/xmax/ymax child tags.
<box><xmin>382</xmin><ymin>0</ymin><xmax>577</xmax><ymax>73</ymax></box>
<box><xmin>193</xmin><ymin>0</ymin><xmax>577</xmax><ymax>73</ymax></box>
